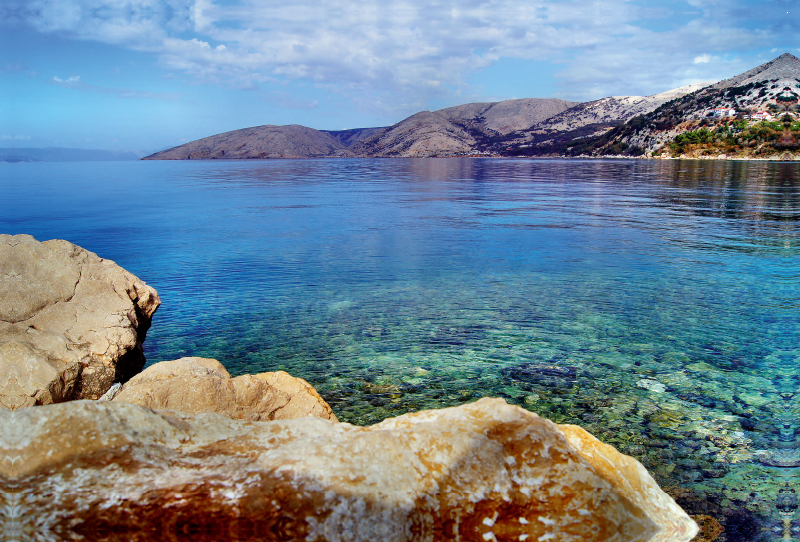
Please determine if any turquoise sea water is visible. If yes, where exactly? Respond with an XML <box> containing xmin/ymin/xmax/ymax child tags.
<box><xmin>3</xmin><ymin>158</ymin><xmax>798</xmax><ymax>540</ymax></box>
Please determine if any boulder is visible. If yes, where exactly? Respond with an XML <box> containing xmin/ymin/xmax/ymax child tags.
<box><xmin>112</xmin><ymin>357</ymin><xmax>338</xmax><ymax>422</ymax></box>
<box><xmin>0</xmin><ymin>397</ymin><xmax>698</xmax><ymax>542</ymax></box>
<box><xmin>0</xmin><ymin>234</ymin><xmax>159</xmax><ymax>408</ymax></box>
<box><xmin>558</xmin><ymin>424</ymin><xmax>699</xmax><ymax>542</ymax></box>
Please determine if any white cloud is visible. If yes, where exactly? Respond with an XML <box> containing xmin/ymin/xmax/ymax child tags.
<box><xmin>19</xmin><ymin>0</ymin><xmax>193</xmax><ymax>46</ymax></box>
<box><xmin>7</xmin><ymin>0</ymin><xmax>790</xmax><ymax>106</ymax></box>
<box><xmin>53</xmin><ymin>74</ymin><xmax>81</xmax><ymax>85</ymax></box>
<box><xmin>1</xmin><ymin>134</ymin><xmax>32</xmax><ymax>140</ymax></box>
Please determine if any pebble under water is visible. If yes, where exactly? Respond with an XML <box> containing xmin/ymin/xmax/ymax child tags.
<box><xmin>3</xmin><ymin>157</ymin><xmax>799</xmax><ymax>541</ymax></box>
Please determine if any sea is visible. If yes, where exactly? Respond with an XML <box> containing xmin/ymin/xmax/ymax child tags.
<box><xmin>3</xmin><ymin>157</ymin><xmax>798</xmax><ymax>540</ymax></box>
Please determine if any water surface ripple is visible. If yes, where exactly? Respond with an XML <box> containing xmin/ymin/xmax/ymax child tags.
<box><xmin>2</xmin><ymin>158</ymin><xmax>799</xmax><ymax>540</ymax></box>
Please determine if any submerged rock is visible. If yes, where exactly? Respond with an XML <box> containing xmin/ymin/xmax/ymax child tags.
<box><xmin>0</xmin><ymin>234</ymin><xmax>159</xmax><ymax>408</ymax></box>
<box><xmin>637</xmin><ymin>378</ymin><xmax>667</xmax><ymax>393</ymax></box>
<box><xmin>0</xmin><ymin>397</ymin><xmax>697</xmax><ymax>542</ymax></box>
<box><xmin>112</xmin><ymin>357</ymin><xmax>338</xmax><ymax>422</ymax></box>
<box><xmin>755</xmin><ymin>448</ymin><xmax>800</xmax><ymax>468</ymax></box>
<box><xmin>501</xmin><ymin>362</ymin><xmax>579</xmax><ymax>389</ymax></box>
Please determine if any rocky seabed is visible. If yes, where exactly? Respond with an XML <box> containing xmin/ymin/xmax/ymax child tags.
<box><xmin>0</xmin><ymin>235</ymin><xmax>699</xmax><ymax>541</ymax></box>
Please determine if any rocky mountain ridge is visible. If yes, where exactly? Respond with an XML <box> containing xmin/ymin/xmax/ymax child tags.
<box><xmin>505</xmin><ymin>83</ymin><xmax>713</xmax><ymax>151</ymax></box>
<box><xmin>143</xmin><ymin>53</ymin><xmax>800</xmax><ymax>160</ymax></box>
<box><xmin>143</xmin><ymin>97</ymin><xmax>580</xmax><ymax>160</ymax></box>
<box><xmin>347</xmin><ymin>98</ymin><xmax>580</xmax><ymax>157</ymax></box>
<box><xmin>144</xmin><ymin>124</ymin><xmax>350</xmax><ymax>160</ymax></box>
<box><xmin>529</xmin><ymin>53</ymin><xmax>800</xmax><ymax>159</ymax></box>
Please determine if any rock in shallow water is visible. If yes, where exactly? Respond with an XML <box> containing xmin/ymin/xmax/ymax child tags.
<box><xmin>112</xmin><ymin>357</ymin><xmax>338</xmax><ymax>422</ymax></box>
<box><xmin>0</xmin><ymin>397</ymin><xmax>697</xmax><ymax>542</ymax></box>
<box><xmin>637</xmin><ymin>379</ymin><xmax>667</xmax><ymax>393</ymax></box>
<box><xmin>0</xmin><ymin>234</ymin><xmax>160</xmax><ymax>408</ymax></box>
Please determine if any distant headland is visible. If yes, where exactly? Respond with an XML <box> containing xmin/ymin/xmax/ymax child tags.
<box><xmin>0</xmin><ymin>148</ymin><xmax>141</xmax><ymax>163</ymax></box>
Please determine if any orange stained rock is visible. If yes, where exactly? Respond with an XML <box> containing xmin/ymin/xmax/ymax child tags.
<box><xmin>0</xmin><ymin>397</ymin><xmax>697</xmax><ymax>541</ymax></box>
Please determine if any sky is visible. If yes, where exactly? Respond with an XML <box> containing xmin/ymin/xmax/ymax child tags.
<box><xmin>1</xmin><ymin>0</ymin><xmax>798</xmax><ymax>155</ymax></box>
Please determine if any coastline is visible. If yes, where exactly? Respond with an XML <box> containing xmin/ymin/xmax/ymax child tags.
<box><xmin>138</xmin><ymin>151</ymin><xmax>800</xmax><ymax>161</ymax></box>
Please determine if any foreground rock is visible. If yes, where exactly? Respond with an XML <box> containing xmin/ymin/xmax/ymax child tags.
<box><xmin>0</xmin><ymin>235</ymin><xmax>160</xmax><ymax>409</ymax></box>
<box><xmin>558</xmin><ymin>424</ymin><xmax>699</xmax><ymax>542</ymax></box>
<box><xmin>0</xmin><ymin>398</ymin><xmax>697</xmax><ymax>541</ymax></box>
<box><xmin>112</xmin><ymin>357</ymin><xmax>337</xmax><ymax>422</ymax></box>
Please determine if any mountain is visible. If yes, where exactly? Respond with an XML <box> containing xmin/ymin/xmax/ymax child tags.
<box><xmin>713</xmin><ymin>52</ymin><xmax>800</xmax><ymax>90</ymax></box>
<box><xmin>144</xmin><ymin>98</ymin><xmax>577</xmax><ymax>160</ymax></box>
<box><xmin>438</xmin><ymin>98</ymin><xmax>579</xmax><ymax>134</ymax></box>
<box><xmin>348</xmin><ymin>111</ymin><xmax>479</xmax><ymax>157</ymax></box>
<box><xmin>322</xmin><ymin>127</ymin><xmax>384</xmax><ymax>147</ymax></box>
<box><xmin>506</xmin><ymin>83</ymin><xmax>713</xmax><ymax>150</ymax></box>
<box><xmin>0</xmin><ymin>148</ymin><xmax>141</xmax><ymax>162</ymax></box>
<box><xmin>349</xmin><ymin>98</ymin><xmax>578</xmax><ymax>157</ymax></box>
<box><xmin>142</xmin><ymin>125</ymin><xmax>355</xmax><ymax>160</ymax></box>
<box><xmin>530</xmin><ymin>53</ymin><xmax>800</xmax><ymax>158</ymax></box>
<box><xmin>143</xmin><ymin>53</ymin><xmax>800</xmax><ymax>161</ymax></box>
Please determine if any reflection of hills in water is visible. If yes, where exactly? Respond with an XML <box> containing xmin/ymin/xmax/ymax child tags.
<box><xmin>655</xmin><ymin>160</ymin><xmax>800</xmax><ymax>228</ymax></box>
<box><xmin>639</xmin><ymin>161</ymin><xmax>800</xmax><ymax>541</ymax></box>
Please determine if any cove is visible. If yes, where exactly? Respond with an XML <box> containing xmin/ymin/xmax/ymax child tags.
<box><xmin>2</xmin><ymin>157</ymin><xmax>798</xmax><ymax>539</ymax></box>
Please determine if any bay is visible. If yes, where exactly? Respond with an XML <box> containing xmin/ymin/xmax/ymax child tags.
<box><xmin>2</xmin><ymin>157</ymin><xmax>798</xmax><ymax>538</ymax></box>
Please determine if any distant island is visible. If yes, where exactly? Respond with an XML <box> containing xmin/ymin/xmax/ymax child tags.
<box><xmin>143</xmin><ymin>53</ymin><xmax>800</xmax><ymax>161</ymax></box>
<box><xmin>0</xmin><ymin>148</ymin><xmax>141</xmax><ymax>163</ymax></box>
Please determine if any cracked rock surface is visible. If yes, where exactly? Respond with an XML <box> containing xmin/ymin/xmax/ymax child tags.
<box><xmin>0</xmin><ymin>234</ymin><xmax>160</xmax><ymax>408</ymax></box>
<box><xmin>112</xmin><ymin>357</ymin><xmax>338</xmax><ymax>422</ymax></box>
<box><xmin>0</xmin><ymin>398</ymin><xmax>697</xmax><ymax>542</ymax></box>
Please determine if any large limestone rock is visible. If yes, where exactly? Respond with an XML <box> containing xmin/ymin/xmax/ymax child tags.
<box><xmin>112</xmin><ymin>357</ymin><xmax>338</xmax><ymax>422</ymax></box>
<box><xmin>558</xmin><ymin>424</ymin><xmax>699</xmax><ymax>542</ymax></box>
<box><xmin>0</xmin><ymin>234</ymin><xmax>160</xmax><ymax>408</ymax></box>
<box><xmin>0</xmin><ymin>398</ymin><xmax>697</xmax><ymax>541</ymax></box>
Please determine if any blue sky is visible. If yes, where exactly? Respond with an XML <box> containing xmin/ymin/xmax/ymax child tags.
<box><xmin>1</xmin><ymin>0</ymin><xmax>797</xmax><ymax>154</ymax></box>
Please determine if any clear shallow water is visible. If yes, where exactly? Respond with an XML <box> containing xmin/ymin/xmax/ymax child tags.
<box><xmin>3</xmin><ymin>158</ymin><xmax>799</xmax><ymax>540</ymax></box>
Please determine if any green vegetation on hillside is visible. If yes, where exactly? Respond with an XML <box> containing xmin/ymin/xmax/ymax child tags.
<box><xmin>499</xmin><ymin>64</ymin><xmax>800</xmax><ymax>159</ymax></box>
<box><xmin>663</xmin><ymin>116</ymin><xmax>799</xmax><ymax>157</ymax></box>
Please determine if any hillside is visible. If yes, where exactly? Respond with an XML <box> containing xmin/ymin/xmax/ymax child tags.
<box><xmin>348</xmin><ymin>111</ymin><xmax>479</xmax><ymax>157</ymax></box>
<box><xmin>322</xmin><ymin>127</ymin><xmax>384</xmax><ymax>147</ymax></box>
<box><xmin>143</xmin><ymin>53</ymin><xmax>800</xmax><ymax>161</ymax></box>
<box><xmin>506</xmin><ymin>83</ymin><xmax>713</xmax><ymax>148</ymax></box>
<box><xmin>349</xmin><ymin>98</ymin><xmax>577</xmax><ymax>157</ymax></box>
<box><xmin>143</xmin><ymin>125</ymin><xmax>353</xmax><ymax>160</ymax></box>
<box><xmin>516</xmin><ymin>53</ymin><xmax>800</xmax><ymax>159</ymax></box>
<box><xmin>713</xmin><ymin>52</ymin><xmax>800</xmax><ymax>90</ymax></box>
<box><xmin>144</xmin><ymin>98</ymin><xmax>578</xmax><ymax>160</ymax></box>
<box><xmin>439</xmin><ymin>98</ymin><xmax>578</xmax><ymax>135</ymax></box>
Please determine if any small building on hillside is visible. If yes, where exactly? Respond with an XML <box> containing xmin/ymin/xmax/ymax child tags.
<box><xmin>709</xmin><ymin>108</ymin><xmax>737</xmax><ymax>118</ymax></box>
<box><xmin>749</xmin><ymin>111</ymin><xmax>773</xmax><ymax>121</ymax></box>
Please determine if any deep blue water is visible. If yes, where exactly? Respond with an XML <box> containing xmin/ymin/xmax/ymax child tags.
<box><xmin>3</xmin><ymin>158</ymin><xmax>799</xmax><ymax>539</ymax></box>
